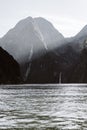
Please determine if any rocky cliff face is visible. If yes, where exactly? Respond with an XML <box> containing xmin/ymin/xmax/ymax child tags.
<box><xmin>0</xmin><ymin>47</ymin><xmax>21</xmax><ymax>84</ymax></box>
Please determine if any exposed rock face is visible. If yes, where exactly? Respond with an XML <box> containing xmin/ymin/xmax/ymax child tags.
<box><xmin>0</xmin><ymin>47</ymin><xmax>21</xmax><ymax>84</ymax></box>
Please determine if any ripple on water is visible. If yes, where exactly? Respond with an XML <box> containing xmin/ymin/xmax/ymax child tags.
<box><xmin>0</xmin><ymin>85</ymin><xmax>86</xmax><ymax>129</ymax></box>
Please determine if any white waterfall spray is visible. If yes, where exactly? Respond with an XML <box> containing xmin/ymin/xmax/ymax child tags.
<box><xmin>24</xmin><ymin>45</ymin><xmax>33</xmax><ymax>80</ymax></box>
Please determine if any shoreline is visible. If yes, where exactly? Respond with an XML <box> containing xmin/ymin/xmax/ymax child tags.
<box><xmin>0</xmin><ymin>83</ymin><xmax>87</xmax><ymax>89</ymax></box>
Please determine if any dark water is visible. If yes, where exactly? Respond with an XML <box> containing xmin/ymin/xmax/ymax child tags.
<box><xmin>0</xmin><ymin>85</ymin><xmax>87</xmax><ymax>129</ymax></box>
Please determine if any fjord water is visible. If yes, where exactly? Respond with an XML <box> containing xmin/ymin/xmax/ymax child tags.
<box><xmin>0</xmin><ymin>85</ymin><xmax>87</xmax><ymax>129</ymax></box>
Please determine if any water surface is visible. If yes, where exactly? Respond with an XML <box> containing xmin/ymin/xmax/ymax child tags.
<box><xmin>0</xmin><ymin>85</ymin><xmax>87</xmax><ymax>129</ymax></box>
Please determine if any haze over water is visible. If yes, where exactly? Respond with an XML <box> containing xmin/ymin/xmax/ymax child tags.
<box><xmin>0</xmin><ymin>85</ymin><xmax>87</xmax><ymax>129</ymax></box>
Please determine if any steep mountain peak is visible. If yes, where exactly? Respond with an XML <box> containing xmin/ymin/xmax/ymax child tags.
<box><xmin>34</xmin><ymin>17</ymin><xmax>54</xmax><ymax>26</ymax></box>
<box><xmin>15</xmin><ymin>16</ymin><xmax>33</xmax><ymax>27</ymax></box>
<box><xmin>34</xmin><ymin>17</ymin><xmax>64</xmax><ymax>38</ymax></box>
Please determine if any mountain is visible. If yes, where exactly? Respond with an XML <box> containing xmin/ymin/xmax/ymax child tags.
<box><xmin>0</xmin><ymin>16</ymin><xmax>65</xmax><ymax>79</ymax></box>
<box><xmin>74</xmin><ymin>25</ymin><xmax>87</xmax><ymax>43</ymax></box>
<box><xmin>0</xmin><ymin>17</ymin><xmax>64</xmax><ymax>64</ymax></box>
<box><xmin>34</xmin><ymin>17</ymin><xmax>64</xmax><ymax>48</ymax></box>
<box><xmin>67</xmin><ymin>25</ymin><xmax>87</xmax><ymax>52</ymax></box>
<box><xmin>64</xmin><ymin>39</ymin><xmax>87</xmax><ymax>83</ymax></box>
<box><xmin>1</xmin><ymin>16</ymin><xmax>87</xmax><ymax>83</ymax></box>
<box><xmin>0</xmin><ymin>47</ymin><xmax>21</xmax><ymax>84</ymax></box>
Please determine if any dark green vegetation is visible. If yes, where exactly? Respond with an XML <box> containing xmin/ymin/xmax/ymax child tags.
<box><xmin>65</xmin><ymin>47</ymin><xmax>87</xmax><ymax>83</ymax></box>
<box><xmin>0</xmin><ymin>47</ymin><xmax>21</xmax><ymax>84</ymax></box>
<box><xmin>26</xmin><ymin>45</ymin><xmax>79</xmax><ymax>83</ymax></box>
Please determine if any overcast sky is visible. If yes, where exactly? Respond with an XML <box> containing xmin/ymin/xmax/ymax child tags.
<box><xmin>0</xmin><ymin>0</ymin><xmax>87</xmax><ymax>37</ymax></box>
